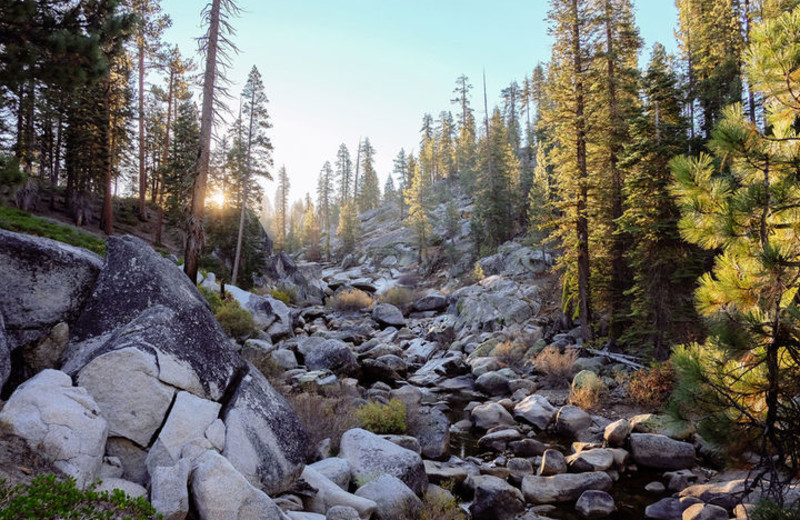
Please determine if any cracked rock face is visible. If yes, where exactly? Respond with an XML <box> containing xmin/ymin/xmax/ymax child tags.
<box><xmin>0</xmin><ymin>369</ymin><xmax>108</xmax><ymax>488</ymax></box>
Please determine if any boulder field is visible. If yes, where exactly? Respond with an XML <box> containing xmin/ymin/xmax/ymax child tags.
<box><xmin>0</xmin><ymin>229</ymin><xmax>770</xmax><ymax>519</ymax></box>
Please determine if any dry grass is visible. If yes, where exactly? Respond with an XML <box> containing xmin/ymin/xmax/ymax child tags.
<box><xmin>493</xmin><ymin>340</ymin><xmax>529</xmax><ymax>370</ymax></box>
<box><xmin>627</xmin><ymin>361</ymin><xmax>675</xmax><ymax>410</ymax></box>
<box><xmin>283</xmin><ymin>388</ymin><xmax>360</xmax><ymax>456</ymax></box>
<box><xmin>533</xmin><ymin>346</ymin><xmax>578</xmax><ymax>388</ymax></box>
<box><xmin>328</xmin><ymin>288</ymin><xmax>374</xmax><ymax>311</ymax></box>
<box><xmin>378</xmin><ymin>286</ymin><xmax>415</xmax><ymax>309</ymax></box>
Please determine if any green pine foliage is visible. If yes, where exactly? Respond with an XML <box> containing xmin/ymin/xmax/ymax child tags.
<box><xmin>404</xmin><ymin>155</ymin><xmax>431</xmax><ymax>262</ymax></box>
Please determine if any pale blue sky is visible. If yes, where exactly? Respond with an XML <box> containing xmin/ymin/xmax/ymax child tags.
<box><xmin>159</xmin><ymin>1</ymin><xmax>679</xmax><ymax>204</ymax></box>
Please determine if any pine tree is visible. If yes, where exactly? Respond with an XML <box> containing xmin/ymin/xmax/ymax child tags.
<box><xmin>163</xmin><ymin>99</ymin><xmax>199</xmax><ymax>224</ymax></box>
<box><xmin>231</xmin><ymin>65</ymin><xmax>273</xmax><ymax>285</ymax></box>
<box><xmin>335</xmin><ymin>143</ymin><xmax>353</xmax><ymax>204</ymax></box>
<box><xmin>590</xmin><ymin>0</ymin><xmax>641</xmax><ymax>344</ymax></box>
<box><xmin>357</xmin><ymin>138</ymin><xmax>380</xmax><ymax>212</ymax></box>
<box><xmin>618</xmin><ymin>43</ymin><xmax>694</xmax><ymax>358</ymax></box>
<box><xmin>501</xmin><ymin>81</ymin><xmax>522</xmax><ymax>155</ymax></box>
<box><xmin>383</xmin><ymin>174</ymin><xmax>397</xmax><ymax>205</ymax></box>
<box><xmin>546</xmin><ymin>0</ymin><xmax>596</xmax><ymax>342</ymax></box>
<box><xmin>393</xmin><ymin>149</ymin><xmax>410</xmax><ymax>219</ymax></box>
<box><xmin>670</xmin><ymin>8</ymin><xmax>800</xmax><ymax>496</ymax></box>
<box><xmin>316</xmin><ymin>161</ymin><xmax>335</xmax><ymax>260</ymax></box>
<box><xmin>404</xmin><ymin>158</ymin><xmax>430</xmax><ymax>262</ymax></box>
<box><xmin>275</xmin><ymin>165</ymin><xmax>289</xmax><ymax>251</ymax></box>
<box><xmin>451</xmin><ymin>75</ymin><xmax>477</xmax><ymax>186</ymax></box>
<box><xmin>419</xmin><ymin>113</ymin><xmax>437</xmax><ymax>182</ymax></box>
<box><xmin>436</xmin><ymin>111</ymin><xmax>456</xmax><ymax>179</ymax></box>
<box><xmin>337</xmin><ymin>200</ymin><xmax>359</xmax><ymax>256</ymax></box>
<box><xmin>301</xmin><ymin>194</ymin><xmax>321</xmax><ymax>261</ymax></box>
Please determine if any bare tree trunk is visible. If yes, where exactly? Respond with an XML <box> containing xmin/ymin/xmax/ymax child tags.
<box><xmin>353</xmin><ymin>139</ymin><xmax>361</xmax><ymax>206</ymax></box>
<box><xmin>184</xmin><ymin>0</ymin><xmax>222</xmax><ymax>284</ymax></box>
<box><xmin>102</xmin><ymin>82</ymin><xmax>115</xmax><ymax>236</ymax></box>
<box><xmin>231</xmin><ymin>185</ymin><xmax>247</xmax><ymax>285</ymax></box>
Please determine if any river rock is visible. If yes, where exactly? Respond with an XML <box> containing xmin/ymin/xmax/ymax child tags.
<box><xmin>222</xmin><ymin>364</ymin><xmax>310</xmax><ymax>496</ymax></box>
<box><xmin>301</xmin><ymin>466</ymin><xmax>377</xmax><ymax>520</ymax></box>
<box><xmin>575</xmin><ymin>490</ymin><xmax>615</xmax><ymax>518</ymax></box>
<box><xmin>372</xmin><ymin>304</ymin><xmax>405</xmax><ymax>328</ymax></box>
<box><xmin>339</xmin><ymin>428</ymin><xmax>427</xmax><ymax>495</ymax></box>
<box><xmin>355</xmin><ymin>474</ymin><xmax>422</xmax><ymax>520</ymax></box>
<box><xmin>566</xmin><ymin>449</ymin><xmax>615</xmax><ymax>473</ymax></box>
<box><xmin>468</xmin><ymin>474</ymin><xmax>525</xmax><ymax>520</ymax></box>
<box><xmin>475</xmin><ymin>371</ymin><xmax>511</xmax><ymax>396</ymax></box>
<box><xmin>539</xmin><ymin>449</ymin><xmax>567</xmax><ymax>476</ymax></box>
<box><xmin>303</xmin><ymin>339</ymin><xmax>359</xmax><ymax>377</ymax></box>
<box><xmin>410</xmin><ymin>406</ymin><xmax>450</xmax><ymax>460</ymax></box>
<box><xmin>0</xmin><ymin>369</ymin><xmax>107</xmax><ymax>488</ymax></box>
<box><xmin>326</xmin><ymin>506</ymin><xmax>360</xmax><ymax>520</ymax></box>
<box><xmin>510</xmin><ymin>438</ymin><xmax>546</xmax><ymax>457</ymax></box>
<box><xmin>412</xmin><ymin>291</ymin><xmax>448</xmax><ymax>312</ymax></box>
<box><xmin>645</xmin><ymin>498</ymin><xmax>691</xmax><ymax>519</ymax></box>
<box><xmin>191</xmin><ymin>450</ymin><xmax>287</xmax><ymax>520</ymax></box>
<box><xmin>478</xmin><ymin>428</ymin><xmax>523</xmax><ymax>452</ymax></box>
<box><xmin>630</xmin><ymin>433</ymin><xmax>695</xmax><ymax>470</ymax></box>
<box><xmin>0</xmin><ymin>229</ymin><xmax>103</xmax><ymax>350</ymax></box>
<box><xmin>471</xmin><ymin>401</ymin><xmax>516</xmax><ymax>430</ymax></box>
<box><xmin>521</xmin><ymin>472</ymin><xmax>613</xmax><ymax>504</ymax></box>
<box><xmin>678</xmin><ymin>480</ymin><xmax>745</xmax><ymax>510</ymax></box>
<box><xmin>513</xmin><ymin>394</ymin><xmax>557</xmax><ymax>430</ymax></box>
<box><xmin>682</xmin><ymin>503</ymin><xmax>729</xmax><ymax>520</ymax></box>
<box><xmin>555</xmin><ymin>405</ymin><xmax>592</xmax><ymax>437</ymax></box>
<box><xmin>603</xmin><ymin>419</ymin><xmax>632</xmax><ymax>447</ymax></box>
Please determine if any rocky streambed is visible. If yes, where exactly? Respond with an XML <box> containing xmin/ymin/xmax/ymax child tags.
<box><xmin>0</xmin><ymin>229</ymin><xmax>781</xmax><ymax>520</ymax></box>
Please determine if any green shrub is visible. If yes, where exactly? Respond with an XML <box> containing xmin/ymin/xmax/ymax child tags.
<box><xmin>751</xmin><ymin>500</ymin><xmax>800</xmax><ymax>520</ymax></box>
<box><xmin>355</xmin><ymin>398</ymin><xmax>407</xmax><ymax>434</ymax></box>
<box><xmin>0</xmin><ymin>475</ymin><xmax>161</xmax><ymax>519</ymax></box>
<box><xmin>214</xmin><ymin>299</ymin><xmax>255</xmax><ymax>339</ymax></box>
<box><xmin>270</xmin><ymin>287</ymin><xmax>295</xmax><ymax>305</ymax></box>
<box><xmin>0</xmin><ymin>155</ymin><xmax>24</xmax><ymax>187</ymax></box>
<box><xmin>199</xmin><ymin>285</ymin><xmax>223</xmax><ymax>313</ymax></box>
<box><xmin>628</xmin><ymin>361</ymin><xmax>675</xmax><ymax>411</ymax></box>
<box><xmin>0</xmin><ymin>205</ymin><xmax>106</xmax><ymax>256</ymax></box>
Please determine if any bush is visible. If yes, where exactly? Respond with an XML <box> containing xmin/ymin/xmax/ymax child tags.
<box><xmin>214</xmin><ymin>299</ymin><xmax>255</xmax><ymax>339</ymax></box>
<box><xmin>628</xmin><ymin>361</ymin><xmax>675</xmax><ymax>410</ymax></box>
<box><xmin>0</xmin><ymin>475</ymin><xmax>161</xmax><ymax>519</ymax></box>
<box><xmin>328</xmin><ymin>289</ymin><xmax>374</xmax><ymax>312</ymax></box>
<box><xmin>472</xmin><ymin>263</ymin><xmax>485</xmax><ymax>283</ymax></box>
<box><xmin>569</xmin><ymin>371</ymin><xmax>606</xmax><ymax>411</ymax></box>
<box><xmin>406</xmin><ymin>488</ymin><xmax>466</xmax><ymax>520</ymax></box>
<box><xmin>493</xmin><ymin>340</ymin><xmax>529</xmax><ymax>369</ymax></box>
<box><xmin>355</xmin><ymin>398</ymin><xmax>407</xmax><ymax>434</ymax></box>
<box><xmin>283</xmin><ymin>388</ymin><xmax>360</xmax><ymax>455</ymax></box>
<box><xmin>0</xmin><ymin>205</ymin><xmax>106</xmax><ymax>256</ymax></box>
<box><xmin>533</xmin><ymin>346</ymin><xmax>578</xmax><ymax>388</ymax></box>
<box><xmin>378</xmin><ymin>286</ymin><xmax>414</xmax><ymax>309</ymax></box>
<box><xmin>0</xmin><ymin>155</ymin><xmax>24</xmax><ymax>187</ymax></box>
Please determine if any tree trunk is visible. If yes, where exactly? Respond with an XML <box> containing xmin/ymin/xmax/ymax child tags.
<box><xmin>101</xmin><ymin>82</ymin><xmax>114</xmax><ymax>236</ymax></box>
<box><xmin>138</xmin><ymin>34</ymin><xmax>148</xmax><ymax>220</ymax></box>
<box><xmin>184</xmin><ymin>0</ymin><xmax>222</xmax><ymax>284</ymax></box>
<box><xmin>572</xmin><ymin>0</ymin><xmax>592</xmax><ymax>343</ymax></box>
<box><xmin>155</xmin><ymin>70</ymin><xmax>175</xmax><ymax>246</ymax></box>
<box><xmin>231</xmin><ymin>186</ymin><xmax>247</xmax><ymax>285</ymax></box>
<box><xmin>353</xmin><ymin>139</ymin><xmax>362</xmax><ymax>206</ymax></box>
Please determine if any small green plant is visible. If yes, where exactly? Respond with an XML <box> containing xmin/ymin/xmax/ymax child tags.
<box><xmin>0</xmin><ymin>475</ymin><xmax>161</xmax><ymax>519</ymax></box>
<box><xmin>0</xmin><ymin>155</ymin><xmax>24</xmax><ymax>187</ymax></box>
<box><xmin>198</xmin><ymin>285</ymin><xmax>223</xmax><ymax>313</ymax></box>
<box><xmin>328</xmin><ymin>288</ymin><xmax>374</xmax><ymax>312</ymax></box>
<box><xmin>214</xmin><ymin>299</ymin><xmax>255</xmax><ymax>339</ymax></box>
<box><xmin>0</xmin><ymin>205</ymin><xmax>106</xmax><ymax>256</ymax></box>
<box><xmin>407</xmin><ymin>488</ymin><xmax>466</xmax><ymax>520</ymax></box>
<box><xmin>472</xmin><ymin>263</ymin><xmax>485</xmax><ymax>283</ymax></box>
<box><xmin>751</xmin><ymin>500</ymin><xmax>800</xmax><ymax>520</ymax></box>
<box><xmin>269</xmin><ymin>287</ymin><xmax>295</xmax><ymax>305</ymax></box>
<box><xmin>355</xmin><ymin>398</ymin><xmax>407</xmax><ymax>434</ymax></box>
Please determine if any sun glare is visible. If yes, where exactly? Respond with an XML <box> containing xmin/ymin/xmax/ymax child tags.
<box><xmin>208</xmin><ymin>190</ymin><xmax>226</xmax><ymax>208</ymax></box>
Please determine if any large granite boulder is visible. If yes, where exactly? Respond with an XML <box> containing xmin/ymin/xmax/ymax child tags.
<box><xmin>372</xmin><ymin>304</ymin><xmax>405</xmax><ymax>328</ymax></box>
<box><xmin>409</xmin><ymin>406</ymin><xmax>450</xmax><ymax>460</ymax></box>
<box><xmin>450</xmin><ymin>276</ymin><xmax>540</xmax><ymax>333</ymax></box>
<box><xmin>630</xmin><ymin>433</ymin><xmax>695</xmax><ymax>470</ymax></box>
<box><xmin>0</xmin><ymin>369</ymin><xmax>108</xmax><ymax>488</ymax></box>
<box><xmin>339</xmin><ymin>428</ymin><xmax>427</xmax><ymax>495</ymax></box>
<box><xmin>63</xmin><ymin>236</ymin><xmax>245</xmax><ymax>401</ymax></box>
<box><xmin>191</xmin><ymin>450</ymin><xmax>288</xmax><ymax>520</ymax></box>
<box><xmin>0</xmin><ymin>229</ymin><xmax>102</xmax><ymax>350</ymax></box>
<box><xmin>513</xmin><ymin>394</ymin><xmax>557</xmax><ymax>430</ymax></box>
<box><xmin>471</xmin><ymin>401</ymin><xmax>516</xmax><ymax>430</ymax></box>
<box><xmin>222</xmin><ymin>364</ymin><xmax>310</xmax><ymax>496</ymax></box>
<box><xmin>0</xmin><ymin>314</ymin><xmax>9</xmax><ymax>390</ymax></box>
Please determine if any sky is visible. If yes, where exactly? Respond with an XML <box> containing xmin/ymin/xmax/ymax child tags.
<box><xmin>158</xmin><ymin>1</ymin><xmax>679</xmax><ymax>205</ymax></box>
